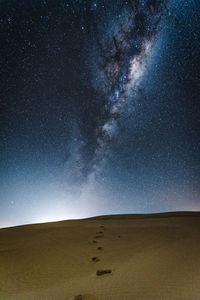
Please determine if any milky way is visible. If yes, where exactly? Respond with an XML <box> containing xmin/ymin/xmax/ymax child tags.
<box><xmin>81</xmin><ymin>0</ymin><xmax>169</xmax><ymax>182</ymax></box>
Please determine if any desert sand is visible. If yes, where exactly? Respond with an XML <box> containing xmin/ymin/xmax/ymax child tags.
<box><xmin>1</xmin><ymin>212</ymin><xmax>200</xmax><ymax>299</ymax></box>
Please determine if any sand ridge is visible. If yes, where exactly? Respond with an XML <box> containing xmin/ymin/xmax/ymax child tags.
<box><xmin>1</xmin><ymin>212</ymin><xmax>200</xmax><ymax>299</ymax></box>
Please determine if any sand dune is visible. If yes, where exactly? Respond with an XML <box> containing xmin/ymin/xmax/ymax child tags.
<box><xmin>1</xmin><ymin>212</ymin><xmax>200</xmax><ymax>299</ymax></box>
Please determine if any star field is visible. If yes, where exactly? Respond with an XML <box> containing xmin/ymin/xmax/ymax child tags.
<box><xmin>0</xmin><ymin>0</ymin><xmax>200</xmax><ymax>227</ymax></box>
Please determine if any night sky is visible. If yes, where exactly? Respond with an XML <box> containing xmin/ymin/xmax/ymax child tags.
<box><xmin>0</xmin><ymin>0</ymin><xmax>200</xmax><ymax>227</ymax></box>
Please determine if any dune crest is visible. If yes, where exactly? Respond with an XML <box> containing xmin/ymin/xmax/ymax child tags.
<box><xmin>1</xmin><ymin>212</ymin><xmax>200</xmax><ymax>299</ymax></box>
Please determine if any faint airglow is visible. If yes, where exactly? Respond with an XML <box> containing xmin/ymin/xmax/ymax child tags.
<box><xmin>33</xmin><ymin>211</ymin><xmax>77</xmax><ymax>225</ymax></box>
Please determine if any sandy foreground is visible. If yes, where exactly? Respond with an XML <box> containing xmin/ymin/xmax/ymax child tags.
<box><xmin>1</xmin><ymin>212</ymin><xmax>200</xmax><ymax>300</ymax></box>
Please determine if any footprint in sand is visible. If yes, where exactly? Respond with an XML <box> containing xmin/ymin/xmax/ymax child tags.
<box><xmin>95</xmin><ymin>235</ymin><xmax>104</xmax><ymax>239</ymax></box>
<box><xmin>74</xmin><ymin>294</ymin><xmax>98</xmax><ymax>300</ymax></box>
<box><xmin>92</xmin><ymin>240</ymin><xmax>98</xmax><ymax>244</ymax></box>
<box><xmin>91</xmin><ymin>257</ymin><xmax>100</xmax><ymax>262</ymax></box>
<box><xmin>96</xmin><ymin>231</ymin><xmax>103</xmax><ymax>234</ymax></box>
<box><xmin>97</xmin><ymin>246</ymin><xmax>103</xmax><ymax>250</ymax></box>
<box><xmin>96</xmin><ymin>269</ymin><xmax>112</xmax><ymax>276</ymax></box>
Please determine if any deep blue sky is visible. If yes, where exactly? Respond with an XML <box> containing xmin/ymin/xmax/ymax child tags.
<box><xmin>0</xmin><ymin>0</ymin><xmax>200</xmax><ymax>227</ymax></box>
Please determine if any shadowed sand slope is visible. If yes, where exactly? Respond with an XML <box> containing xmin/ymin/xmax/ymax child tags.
<box><xmin>1</xmin><ymin>212</ymin><xmax>200</xmax><ymax>299</ymax></box>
